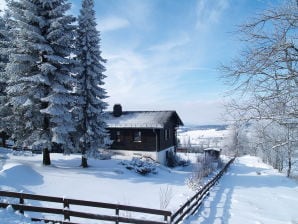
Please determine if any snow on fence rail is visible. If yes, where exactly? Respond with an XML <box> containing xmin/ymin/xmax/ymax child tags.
<box><xmin>0</xmin><ymin>158</ymin><xmax>235</xmax><ymax>224</ymax></box>
<box><xmin>170</xmin><ymin>157</ymin><xmax>235</xmax><ymax>224</ymax></box>
<box><xmin>0</xmin><ymin>191</ymin><xmax>171</xmax><ymax>224</ymax></box>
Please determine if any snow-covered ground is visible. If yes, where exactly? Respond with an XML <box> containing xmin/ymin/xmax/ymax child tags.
<box><xmin>1</xmin><ymin>148</ymin><xmax>298</xmax><ymax>224</ymax></box>
<box><xmin>178</xmin><ymin>128</ymin><xmax>229</xmax><ymax>149</ymax></box>
<box><xmin>0</xmin><ymin>147</ymin><xmax>195</xmax><ymax>223</ymax></box>
<box><xmin>185</xmin><ymin>156</ymin><xmax>298</xmax><ymax>224</ymax></box>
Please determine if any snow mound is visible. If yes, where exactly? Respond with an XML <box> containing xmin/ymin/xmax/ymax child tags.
<box><xmin>0</xmin><ymin>163</ymin><xmax>43</xmax><ymax>187</ymax></box>
<box><xmin>0</xmin><ymin>206</ymin><xmax>44</xmax><ymax>224</ymax></box>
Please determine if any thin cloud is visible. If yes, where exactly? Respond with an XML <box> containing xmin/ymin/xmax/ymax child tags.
<box><xmin>99</xmin><ymin>16</ymin><xmax>130</xmax><ymax>32</ymax></box>
<box><xmin>196</xmin><ymin>0</ymin><xmax>229</xmax><ymax>29</ymax></box>
<box><xmin>148</xmin><ymin>33</ymin><xmax>190</xmax><ymax>52</ymax></box>
<box><xmin>183</xmin><ymin>67</ymin><xmax>218</xmax><ymax>72</ymax></box>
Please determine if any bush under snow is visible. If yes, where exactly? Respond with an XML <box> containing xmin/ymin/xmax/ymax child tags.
<box><xmin>120</xmin><ymin>157</ymin><xmax>158</xmax><ymax>175</ymax></box>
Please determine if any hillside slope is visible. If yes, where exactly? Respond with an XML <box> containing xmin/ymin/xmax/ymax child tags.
<box><xmin>185</xmin><ymin>156</ymin><xmax>298</xmax><ymax>224</ymax></box>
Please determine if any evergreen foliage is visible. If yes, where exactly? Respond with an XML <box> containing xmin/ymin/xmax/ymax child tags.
<box><xmin>5</xmin><ymin>0</ymin><xmax>51</xmax><ymax>152</ymax></box>
<box><xmin>5</xmin><ymin>0</ymin><xmax>78</xmax><ymax>165</ymax></box>
<box><xmin>38</xmin><ymin>0</ymin><xmax>78</xmax><ymax>153</ymax></box>
<box><xmin>76</xmin><ymin>0</ymin><xmax>109</xmax><ymax>167</ymax></box>
<box><xmin>0</xmin><ymin>12</ymin><xmax>11</xmax><ymax>142</ymax></box>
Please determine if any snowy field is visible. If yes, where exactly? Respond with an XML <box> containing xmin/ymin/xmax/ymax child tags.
<box><xmin>0</xmin><ymin>147</ymin><xmax>195</xmax><ymax>223</ymax></box>
<box><xmin>178</xmin><ymin>127</ymin><xmax>229</xmax><ymax>149</ymax></box>
<box><xmin>1</xmin><ymin>148</ymin><xmax>298</xmax><ymax>223</ymax></box>
<box><xmin>185</xmin><ymin>156</ymin><xmax>298</xmax><ymax>224</ymax></box>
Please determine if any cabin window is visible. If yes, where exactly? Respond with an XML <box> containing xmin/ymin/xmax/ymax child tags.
<box><xmin>165</xmin><ymin>129</ymin><xmax>170</xmax><ymax>141</ymax></box>
<box><xmin>116</xmin><ymin>131</ymin><xmax>121</xmax><ymax>142</ymax></box>
<box><xmin>133</xmin><ymin>131</ymin><xmax>142</xmax><ymax>142</ymax></box>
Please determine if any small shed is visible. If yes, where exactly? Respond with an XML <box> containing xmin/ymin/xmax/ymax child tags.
<box><xmin>204</xmin><ymin>148</ymin><xmax>221</xmax><ymax>160</ymax></box>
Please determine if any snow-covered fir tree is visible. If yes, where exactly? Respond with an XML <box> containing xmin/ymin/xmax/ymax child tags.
<box><xmin>5</xmin><ymin>0</ymin><xmax>52</xmax><ymax>160</ymax></box>
<box><xmin>76</xmin><ymin>0</ymin><xmax>109</xmax><ymax>167</ymax></box>
<box><xmin>38</xmin><ymin>0</ymin><xmax>78</xmax><ymax>159</ymax></box>
<box><xmin>6</xmin><ymin>0</ymin><xmax>77</xmax><ymax>165</ymax></box>
<box><xmin>0</xmin><ymin>12</ymin><xmax>11</xmax><ymax>147</ymax></box>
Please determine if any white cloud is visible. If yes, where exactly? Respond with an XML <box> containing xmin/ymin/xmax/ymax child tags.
<box><xmin>148</xmin><ymin>33</ymin><xmax>190</xmax><ymax>52</ymax></box>
<box><xmin>99</xmin><ymin>16</ymin><xmax>130</xmax><ymax>32</ymax></box>
<box><xmin>176</xmin><ymin>100</ymin><xmax>226</xmax><ymax>125</ymax></box>
<box><xmin>104</xmin><ymin>50</ymin><xmax>175</xmax><ymax>110</ymax></box>
<box><xmin>196</xmin><ymin>0</ymin><xmax>229</xmax><ymax>29</ymax></box>
<box><xmin>120</xmin><ymin>0</ymin><xmax>153</xmax><ymax>30</ymax></box>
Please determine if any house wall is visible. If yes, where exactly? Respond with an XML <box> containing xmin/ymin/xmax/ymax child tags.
<box><xmin>107</xmin><ymin>146</ymin><xmax>175</xmax><ymax>165</ymax></box>
<box><xmin>107</xmin><ymin>113</ymin><xmax>180</xmax><ymax>165</ymax></box>
<box><xmin>108</xmin><ymin>128</ymin><xmax>157</xmax><ymax>152</ymax></box>
<box><xmin>159</xmin><ymin>123</ymin><xmax>177</xmax><ymax>150</ymax></box>
<box><xmin>108</xmin><ymin>125</ymin><xmax>178</xmax><ymax>153</ymax></box>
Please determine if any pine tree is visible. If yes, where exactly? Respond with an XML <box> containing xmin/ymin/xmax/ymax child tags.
<box><xmin>76</xmin><ymin>0</ymin><xmax>109</xmax><ymax>168</ymax></box>
<box><xmin>38</xmin><ymin>0</ymin><xmax>78</xmax><ymax>157</ymax></box>
<box><xmin>5</xmin><ymin>0</ymin><xmax>52</xmax><ymax>160</ymax></box>
<box><xmin>0</xmin><ymin>12</ymin><xmax>11</xmax><ymax>147</ymax></box>
<box><xmin>6</xmin><ymin>0</ymin><xmax>77</xmax><ymax>165</ymax></box>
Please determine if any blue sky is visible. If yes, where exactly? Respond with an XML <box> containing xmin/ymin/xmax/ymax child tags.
<box><xmin>0</xmin><ymin>0</ymin><xmax>282</xmax><ymax>125</ymax></box>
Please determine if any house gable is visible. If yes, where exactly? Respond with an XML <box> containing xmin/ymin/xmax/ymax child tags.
<box><xmin>106</xmin><ymin>105</ymin><xmax>183</xmax><ymax>155</ymax></box>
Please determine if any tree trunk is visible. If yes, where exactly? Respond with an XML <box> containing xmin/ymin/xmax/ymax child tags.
<box><xmin>43</xmin><ymin>148</ymin><xmax>51</xmax><ymax>165</ymax></box>
<box><xmin>0</xmin><ymin>132</ymin><xmax>7</xmax><ymax>147</ymax></box>
<box><xmin>81</xmin><ymin>155</ymin><xmax>88</xmax><ymax>168</ymax></box>
<box><xmin>287</xmin><ymin>153</ymin><xmax>292</xmax><ymax>177</ymax></box>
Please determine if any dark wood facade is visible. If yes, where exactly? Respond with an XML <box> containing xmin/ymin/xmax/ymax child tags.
<box><xmin>108</xmin><ymin>127</ymin><xmax>177</xmax><ymax>152</ymax></box>
<box><xmin>106</xmin><ymin>108</ymin><xmax>183</xmax><ymax>153</ymax></box>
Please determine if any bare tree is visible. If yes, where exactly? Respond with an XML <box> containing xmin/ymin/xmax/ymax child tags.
<box><xmin>222</xmin><ymin>0</ymin><xmax>298</xmax><ymax>176</ymax></box>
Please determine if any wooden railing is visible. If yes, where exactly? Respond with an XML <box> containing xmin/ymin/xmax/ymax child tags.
<box><xmin>0</xmin><ymin>191</ymin><xmax>171</xmax><ymax>224</ymax></box>
<box><xmin>0</xmin><ymin>158</ymin><xmax>234</xmax><ymax>224</ymax></box>
<box><xmin>170</xmin><ymin>157</ymin><xmax>235</xmax><ymax>224</ymax></box>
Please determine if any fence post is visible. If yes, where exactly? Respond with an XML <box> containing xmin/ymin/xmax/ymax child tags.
<box><xmin>164</xmin><ymin>214</ymin><xmax>169</xmax><ymax>223</ymax></box>
<box><xmin>115</xmin><ymin>205</ymin><xmax>119</xmax><ymax>224</ymax></box>
<box><xmin>19</xmin><ymin>193</ymin><xmax>24</xmax><ymax>214</ymax></box>
<box><xmin>63</xmin><ymin>198</ymin><xmax>70</xmax><ymax>221</ymax></box>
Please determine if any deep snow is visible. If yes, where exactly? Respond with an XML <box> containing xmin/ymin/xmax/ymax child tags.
<box><xmin>185</xmin><ymin>156</ymin><xmax>298</xmax><ymax>224</ymax></box>
<box><xmin>0</xmin><ymin>148</ymin><xmax>194</xmax><ymax>223</ymax></box>
<box><xmin>1</xmin><ymin>148</ymin><xmax>298</xmax><ymax>223</ymax></box>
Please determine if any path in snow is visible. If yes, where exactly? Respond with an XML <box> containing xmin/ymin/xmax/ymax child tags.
<box><xmin>184</xmin><ymin>156</ymin><xmax>298</xmax><ymax>224</ymax></box>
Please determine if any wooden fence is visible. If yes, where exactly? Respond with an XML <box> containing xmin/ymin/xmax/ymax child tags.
<box><xmin>170</xmin><ymin>157</ymin><xmax>235</xmax><ymax>224</ymax></box>
<box><xmin>0</xmin><ymin>191</ymin><xmax>171</xmax><ymax>224</ymax></box>
<box><xmin>0</xmin><ymin>158</ymin><xmax>234</xmax><ymax>224</ymax></box>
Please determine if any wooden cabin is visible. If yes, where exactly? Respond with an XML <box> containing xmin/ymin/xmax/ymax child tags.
<box><xmin>106</xmin><ymin>104</ymin><xmax>184</xmax><ymax>165</ymax></box>
<box><xmin>204</xmin><ymin>148</ymin><xmax>221</xmax><ymax>160</ymax></box>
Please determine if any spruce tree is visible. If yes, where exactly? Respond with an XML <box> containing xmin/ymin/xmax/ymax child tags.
<box><xmin>6</xmin><ymin>0</ymin><xmax>77</xmax><ymax>165</ymax></box>
<box><xmin>38</xmin><ymin>0</ymin><xmax>78</xmax><ymax>157</ymax></box>
<box><xmin>0</xmin><ymin>12</ymin><xmax>11</xmax><ymax>147</ymax></box>
<box><xmin>5</xmin><ymin>0</ymin><xmax>52</xmax><ymax>160</ymax></box>
<box><xmin>76</xmin><ymin>0</ymin><xmax>109</xmax><ymax>167</ymax></box>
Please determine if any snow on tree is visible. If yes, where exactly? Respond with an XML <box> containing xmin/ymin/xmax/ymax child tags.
<box><xmin>5</xmin><ymin>0</ymin><xmax>77</xmax><ymax>165</ymax></box>
<box><xmin>222</xmin><ymin>0</ymin><xmax>298</xmax><ymax>176</ymax></box>
<box><xmin>0</xmin><ymin>11</ymin><xmax>11</xmax><ymax>147</ymax></box>
<box><xmin>5</xmin><ymin>0</ymin><xmax>53</xmax><ymax>160</ymax></box>
<box><xmin>75</xmin><ymin>0</ymin><xmax>109</xmax><ymax>168</ymax></box>
<box><xmin>38</xmin><ymin>0</ymin><xmax>78</xmax><ymax>158</ymax></box>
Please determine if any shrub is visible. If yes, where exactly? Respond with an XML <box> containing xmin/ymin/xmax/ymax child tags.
<box><xmin>166</xmin><ymin>151</ymin><xmax>190</xmax><ymax>168</ymax></box>
<box><xmin>159</xmin><ymin>185</ymin><xmax>173</xmax><ymax>209</ymax></box>
<box><xmin>121</xmin><ymin>157</ymin><xmax>158</xmax><ymax>175</ymax></box>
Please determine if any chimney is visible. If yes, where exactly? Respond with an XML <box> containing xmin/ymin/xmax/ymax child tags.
<box><xmin>113</xmin><ymin>104</ymin><xmax>122</xmax><ymax>117</ymax></box>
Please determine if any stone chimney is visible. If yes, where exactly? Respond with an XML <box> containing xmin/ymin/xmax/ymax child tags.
<box><xmin>113</xmin><ymin>104</ymin><xmax>122</xmax><ymax>117</ymax></box>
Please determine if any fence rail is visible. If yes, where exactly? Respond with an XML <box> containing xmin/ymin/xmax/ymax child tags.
<box><xmin>170</xmin><ymin>157</ymin><xmax>235</xmax><ymax>224</ymax></box>
<box><xmin>0</xmin><ymin>190</ymin><xmax>171</xmax><ymax>224</ymax></box>
<box><xmin>0</xmin><ymin>158</ymin><xmax>235</xmax><ymax>224</ymax></box>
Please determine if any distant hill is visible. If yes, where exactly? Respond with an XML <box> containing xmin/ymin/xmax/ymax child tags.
<box><xmin>178</xmin><ymin>124</ymin><xmax>228</xmax><ymax>133</ymax></box>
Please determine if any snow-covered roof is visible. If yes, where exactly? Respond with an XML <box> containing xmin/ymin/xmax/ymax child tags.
<box><xmin>203</xmin><ymin>148</ymin><xmax>221</xmax><ymax>152</ymax></box>
<box><xmin>106</xmin><ymin>111</ymin><xmax>183</xmax><ymax>129</ymax></box>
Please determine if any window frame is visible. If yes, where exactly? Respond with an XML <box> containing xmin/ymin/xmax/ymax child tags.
<box><xmin>133</xmin><ymin>131</ymin><xmax>142</xmax><ymax>142</ymax></box>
